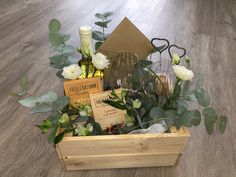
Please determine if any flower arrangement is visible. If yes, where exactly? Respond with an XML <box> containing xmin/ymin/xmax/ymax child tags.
<box><xmin>13</xmin><ymin>12</ymin><xmax>227</xmax><ymax>146</ymax></box>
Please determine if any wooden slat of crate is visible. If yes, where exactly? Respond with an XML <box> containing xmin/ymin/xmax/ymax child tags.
<box><xmin>63</xmin><ymin>153</ymin><xmax>179</xmax><ymax>170</ymax></box>
<box><xmin>56</xmin><ymin>127</ymin><xmax>189</xmax><ymax>170</ymax></box>
<box><xmin>56</xmin><ymin>127</ymin><xmax>189</xmax><ymax>164</ymax></box>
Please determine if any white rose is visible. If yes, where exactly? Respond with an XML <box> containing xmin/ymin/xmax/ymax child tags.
<box><xmin>92</xmin><ymin>53</ymin><xmax>110</xmax><ymax>70</ymax></box>
<box><xmin>62</xmin><ymin>64</ymin><xmax>82</xmax><ymax>80</ymax></box>
<box><xmin>172</xmin><ymin>65</ymin><xmax>194</xmax><ymax>81</ymax></box>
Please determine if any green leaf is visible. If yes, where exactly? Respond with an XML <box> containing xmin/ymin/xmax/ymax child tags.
<box><xmin>177</xmin><ymin>107</ymin><xmax>186</xmax><ymax>114</ymax></box>
<box><xmin>165</xmin><ymin>110</ymin><xmax>177</xmax><ymax>118</ymax></box>
<box><xmin>217</xmin><ymin>115</ymin><xmax>227</xmax><ymax>134</ymax></box>
<box><xmin>48</xmin><ymin>112</ymin><xmax>61</xmax><ymax>124</ymax></box>
<box><xmin>62</xmin><ymin>45</ymin><xmax>75</xmax><ymax>55</ymax></box>
<box><xmin>180</xmin><ymin>110</ymin><xmax>201</xmax><ymax>127</ymax></box>
<box><xmin>196</xmin><ymin>74</ymin><xmax>204</xmax><ymax>89</ymax></box>
<box><xmin>19</xmin><ymin>74</ymin><xmax>28</xmax><ymax>93</ymax></box>
<box><xmin>39</xmin><ymin>91</ymin><xmax>58</xmax><ymax>103</ymax></box>
<box><xmin>203</xmin><ymin>107</ymin><xmax>217</xmax><ymax>134</ymax></box>
<box><xmin>49</xmin><ymin>19</ymin><xmax>61</xmax><ymax>32</ymax></box>
<box><xmin>54</xmin><ymin>131</ymin><xmax>65</xmax><ymax>145</ymax></box>
<box><xmin>182</xmin><ymin>80</ymin><xmax>190</xmax><ymax>98</ymax></box>
<box><xmin>18</xmin><ymin>96</ymin><xmax>36</xmax><ymax>107</ymax></box>
<box><xmin>149</xmin><ymin>106</ymin><xmax>165</xmax><ymax>121</ymax></box>
<box><xmin>183</xmin><ymin>90</ymin><xmax>197</xmax><ymax>101</ymax></box>
<box><xmin>36</xmin><ymin>120</ymin><xmax>52</xmax><ymax>134</ymax></box>
<box><xmin>49</xmin><ymin>32</ymin><xmax>71</xmax><ymax>47</ymax></box>
<box><xmin>92</xmin><ymin>31</ymin><xmax>105</xmax><ymax>41</ymax></box>
<box><xmin>63</xmin><ymin>34</ymin><xmax>71</xmax><ymax>42</ymax></box>
<box><xmin>95</xmin><ymin>21</ymin><xmax>110</xmax><ymax>28</ymax></box>
<box><xmin>176</xmin><ymin>99</ymin><xmax>188</xmax><ymax>109</ymax></box>
<box><xmin>48</xmin><ymin>126</ymin><xmax>58</xmax><ymax>143</ymax></box>
<box><xmin>175</xmin><ymin>119</ymin><xmax>182</xmax><ymax>130</ymax></box>
<box><xmin>195</xmin><ymin>88</ymin><xmax>210</xmax><ymax>107</ymax></box>
<box><xmin>95</xmin><ymin>13</ymin><xmax>106</xmax><ymax>20</ymax></box>
<box><xmin>103</xmin><ymin>100</ymin><xmax>127</xmax><ymax>110</ymax></box>
<box><xmin>49</xmin><ymin>53</ymin><xmax>71</xmax><ymax>69</ymax></box>
<box><xmin>52</xmin><ymin>96</ymin><xmax>69</xmax><ymax>111</ymax></box>
<box><xmin>172</xmin><ymin>83</ymin><xmax>181</xmax><ymax>99</ymax></box>
<box><xmin>30</xmin><ymin>103</ymin><xmax>52</xmax><ymax>114</ymax></box>
<box><xmin>191</xmin><ymin>110</ymin><xmax>201</xmax><ymax>126</ymax></box>
<box><xmin>103</xmin><ymin>11</ymin><xmax>113</xmax><ymax>18</ymax></box>
<box><xmin>49</xmin><ymin>32</ymin><xmax>65</xmax><ymax>46</ymax></box>
<box><xmin>56</xmin><ymin>70</ymin><xmax>64</xmax><ymax>79</ymax></box>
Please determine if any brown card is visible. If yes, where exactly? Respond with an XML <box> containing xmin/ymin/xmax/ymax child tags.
<box><xmin>90</xmin><ymin>89</ymin><xmax>126</xmax><ymax>130</ymax></box>
<box><xmin>98</xmin><ymin>17</ymin><xmax>154</xmax><ymax>60</ymax></box>
<box><xmin>63</xmin><ymin>77</ymin><xmax>103</xmax><ymax>107</ymax></box>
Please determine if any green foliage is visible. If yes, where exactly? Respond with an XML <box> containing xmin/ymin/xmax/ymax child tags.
<box><xmin>48</xmin><ymin>19</ymin><xmax>76</xmax><ymax>77</ymax></box>
<box><xmin>49</xmin><ymin>19</ymin><xmax>61</xmax><ymax>33</ymax></box>
<box><xmin>149</xmin><ymin>106</ymin><xmax>165</xmax><ymax>122</ymax></box>
<box><xmin>203</xmin><ymin>107</ymin><xmax>217</xmax><ymax>134</ymax></box>
<box><xmin>92</xmin><ymin>11</ymin><xmax>113</xmax><ymax>50</ymax></box>
<box><xmin>195</xmin><ymin>88</ymin><xmax>210</xmax><ymax>107</ymax></box>
<box><xmin>52</xmin><ymin>96</ymin><xmax>69</xmax><ymax>111</ymax></box>
<box><xmin>217</xmin><ymin>115</ymin><xmax>227</xmax><ymax>134</ymax></box>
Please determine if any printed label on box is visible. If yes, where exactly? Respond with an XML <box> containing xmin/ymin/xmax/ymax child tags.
<box><xmin>90</xmin><ymin>89</ymin><xmax>125</xmax><ymax>130</ymax></box>
<box><xmin>63</xmin><ymin>77</ymin><xmax>103</xmax><ymax>107</ymax></box>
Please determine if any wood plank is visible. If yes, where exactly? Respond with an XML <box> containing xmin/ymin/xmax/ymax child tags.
<box><xmin>63</xmin><ymin>153</ymin><xmax>179</xmax><ymax>170</ymax></box>
<box><xmin>57</xmin><ymin>128</ymin><xmax>189</xmax><ymax>157</ymax></box>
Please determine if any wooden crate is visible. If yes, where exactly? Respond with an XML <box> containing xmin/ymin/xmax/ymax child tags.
<box><xmin>56</xmin><ymin>127</ymin><xmax>190</xmax><ymax>170</ymax></box>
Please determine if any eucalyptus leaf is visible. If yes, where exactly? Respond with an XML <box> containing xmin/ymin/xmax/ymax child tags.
<box><xmin>149</xmin><ymin>106</ymin><xmax>165</xmax><ymax>121</ymax></box>
<box><xmin>182</xmin><ymin>81</ymin><xmax>190</xmax><ymax>98</ymax></box>
<box><xmin>18</xmin><ymin>96</ymin><xmax>37</xmax><ymax>107</ymax></box>
<box><xmin>56</xmin><ymin>70</ymin><xmax>64</xmax><ymax>79</ymax></box>
<box><xmin>49</xmin><ymin>53</ymin><xmax>71</xmax><ymax>69</ymax></box>
<box><xmin>95</xmin><ymin>20</ymin><xmax>110</xmax><ymax>28</ymax></box>
<box><xmin>19</xmin><ymin>74</ymin><xmax>28</xmax><ymax>93</ymax></box>
<box><xmin>95</xmin><ymin>41</ymin><xmax>103</xmax><ymax>50</ymax></box>
<box><xmin>92</xmin><ymin>31</ymin><xmax>105</xmax><ymax>41</ymax></box>
<box><xmin>48</xmin><ymin>112</ymin><xmax>61</xmax><ymax>124</ymax></box>
<box><xmin>38</xmin><ymin>91</ymin><xmax>58</xmax><ymax>103</ymax></box>
<box><xmin>62</xmin><ymin>45</ymin><xmax>75</xmax><ymax>55</ymax></box>
<box><xmin>177</xmin><ymin>107</ymin><xmax>186</xmax><ymax>114</ymax></box>
<box><xmin>103</xmin><ymin>11</ymin><xmax>113</xmax><ymax>18</ymax></box>
<box><xmin>184</xmin><ymin>90</ymin><xmax>197</xmax><ymax>101</ymax></box>
<box><xmin>95</xmin><ymin>13</ymin><xmax>106</xmax><ymax>20</ymax></box>
<box><xmin>165</xmin><ymin>109</ymin><xmax>177</xmax><ymax>118</ymax></box>
<box><xmin>218</xmin><ymin>115</ymin><xmax>227</xmax><ymax>134</ymax></box>
<box><xmin>49</xmin><ymin>19</ymin><xmax>61</xmax><ymax>32</ymax></box>
<box><xmin>195</xmin><ymin>88</ymin><xmax>210</xmax><ymax>107</ymax></box>
<box><xmin>49</xmin><ymin>32</ymin><xmax>65</xmax><ymax>47</ymax></box>
<box><xmin>203</xmin><ymin>107</ymin><xmax>217</xmax><ymax>134</ymax></box>
<box><xmin>176</xmin><ymin>99</ymin><xmax>188</xmax><ymax>109</ymax></box>
<box><xmin>30</xmin><ymin>103</ymin><xmax>52</xmax><ymax>114</ymax></box>
<box><xmin>180</xmin><ymin>110</ymin><xmax>201</xmax><ymax>127</ymax></box>
<box><xmin>52</xmin><ymin>96</ymin><xmax>69</xmax><ymax>111</ymax></box>
<box><xmin>196</xmin><ymin>74</ymin><xmax>204</xmax><ymax>89</ymax></box>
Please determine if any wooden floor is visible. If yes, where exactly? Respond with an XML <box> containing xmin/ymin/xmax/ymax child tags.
<box><xmin>0</xmin><ymin>0</ymin><xmax>236</xmax><ymax>176</ymax></box>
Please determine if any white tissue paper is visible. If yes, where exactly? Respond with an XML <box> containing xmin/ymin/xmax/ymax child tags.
<box><xmin>128</xmin><ymin>121</ymin><xmax>168</xmax><ymax>134</ymax></box>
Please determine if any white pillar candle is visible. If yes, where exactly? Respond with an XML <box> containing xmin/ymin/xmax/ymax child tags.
<box><xmin>79</xmin><ymin>25</ymin><xmax>93</xmax><ymax>55</ymax></box>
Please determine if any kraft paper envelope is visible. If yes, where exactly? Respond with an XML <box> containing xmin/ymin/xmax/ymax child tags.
<box><xmin>98</xmin><ymin>17</ymin><xmax>154</xmax><ymax>60</ymax></box>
